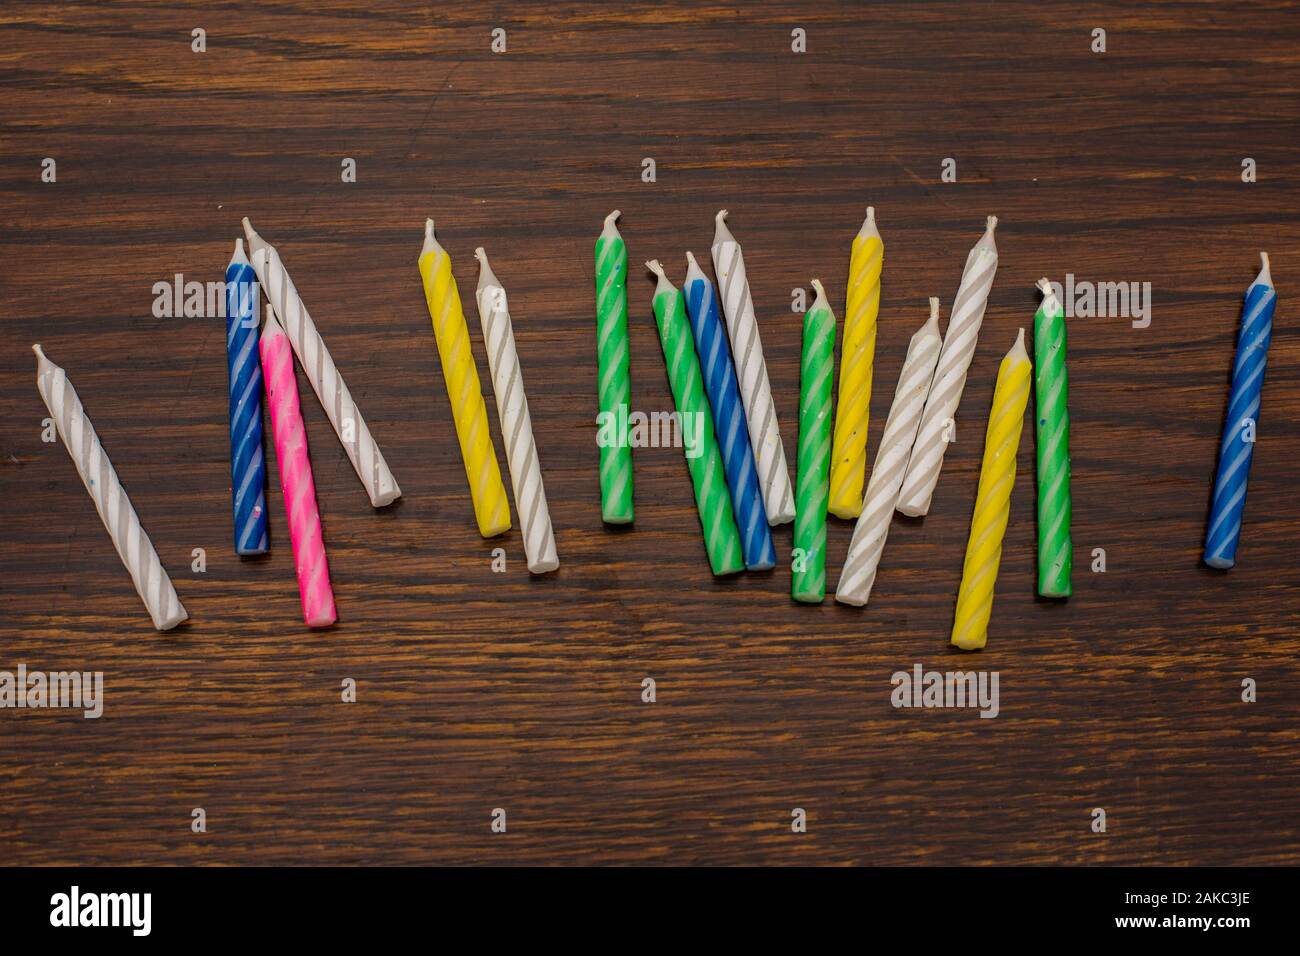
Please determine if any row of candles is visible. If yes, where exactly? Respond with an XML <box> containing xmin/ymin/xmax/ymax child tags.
<box><xmin>32</xmin><ymin>212</ymin><xmax>1276</xmax><ymax>649</ymax></box>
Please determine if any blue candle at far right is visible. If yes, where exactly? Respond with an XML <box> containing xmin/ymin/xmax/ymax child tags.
<box><xmin>1204</xmin><ymin>252</ymin><xmax>1276</xmax><ymax>569</ymax></box>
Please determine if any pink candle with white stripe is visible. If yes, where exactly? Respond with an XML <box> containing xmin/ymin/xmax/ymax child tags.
<box><xmin>260</xmin><ymin>311</ymin><xmax>336</xmax><ymax>628</ymax></box>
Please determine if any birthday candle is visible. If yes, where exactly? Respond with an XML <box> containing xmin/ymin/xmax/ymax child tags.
<box><xmin>241</xmin><ymin>218</ymin><xmax>401</xmax><ymax>509</ymax></box>
<box><xmin>418</xmin><ymin>220</ymin><xmax>512</xmax><ymax>538</ymax></box>
<box><xmin>646</xmin><ymin>260</ymin><xmax>744</xmax><ymax>576</ymax></box>
<box><xmin>951</xmin><ymin>329</ymin><xmax>1031</xmax><ymax>651</ymax></box>
<box><xmin>828</xmin><ymin>207</ymin><xmax>883</xmax><ymax>519</ymax></box>
<box><xmin>594</xmin><ymin>210</ymin><xmax>634</xmax><ymax>525</ymax></box>
<box><xmin>32</xmin><ymin>344</ymin><xmax>187</xmax><ymax>631</ymax></box>
<box><xmin>1205</xmin><ymin>253</ymin><xmax>1277</xmax><ymax>569</ymax></box>
<box><xmin>710</xmin><ymin>211</ymin><xmax>796</xmax><ymax>525</ymax></box>
<box><xmin>474</xmin><ymin>248</ymin><xmax>559</xmax><ymax>574</ymax></box>
<box><xmin>683</xmin><ymin>251</ymin><xmax>776</xmax><ymax>571</ymax></box>
<box><xmin>836</xmin><ymin>299</ymin><xmax>942</xmax><ymax>606</ymax></box>
<box><xmin>260</xmin><ymin>311</ymin><xmax>337</xmax><ymax>628</ymax></box>
<box><xmin>225</xmin><ymin>239</ymin><xmax>269</xmax><ymax>556</ymax></box>
<box><xmin>898</xmin><ymin>217</ymin><xmax>999</xmax><ymax>516</ymax></box>
<box><xmin>792</xmin><ymin>280</ymin><xmax>836</xmax><ymax>603</ymax></box>
<box><xmin>1032</xmin><ymin>278</ymin><xmax>1072</xmax><ymax>596</ymax></box>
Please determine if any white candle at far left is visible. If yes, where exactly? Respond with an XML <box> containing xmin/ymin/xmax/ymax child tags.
<box><xmin>33</xmin><ymin>344</ymin><xmax>188</xmax><ymax>631</ymax></box>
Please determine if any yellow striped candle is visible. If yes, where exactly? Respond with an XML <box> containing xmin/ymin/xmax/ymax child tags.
<box><xmin>417</xmin><ymin>219</ymin><xmax>511</xmax><ymax>538</ymax></box>
<box><xmin>951</xmin><ymin>329</ymin><xmax>1031</xmax><ymax>651</ymax></box>
<box><xmin>828</xmin><ymin>207</ymin><xmax>882</xmax><ymax>519</ymax></box>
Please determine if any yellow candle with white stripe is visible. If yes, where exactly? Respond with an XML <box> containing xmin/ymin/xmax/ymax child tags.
<box><xmin>828</xmin><ymin>207</ymin><xmax>882</xmax><ymax>518</ymax></box>
<box><xmin>951</xmin><ymin>329</ymin><xmax>1031</xmax><ymax>651</ymax></box>
<box><xmin>417</xmin><ymin>219</ymin><xmax>511</xmax><ymax>538</ymax></box>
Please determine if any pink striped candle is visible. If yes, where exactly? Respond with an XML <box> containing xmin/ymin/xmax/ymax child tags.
<box><xmin>260</xmin><ymin>310</ymin><xmax>337</xmax><ymax>628</ymax></box>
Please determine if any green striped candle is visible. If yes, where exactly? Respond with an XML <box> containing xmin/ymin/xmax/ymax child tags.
<box><xmin>595</xmin><ymin>210</ymin><xmax>634</xmax><ymax>524</ymax></box>
<box><xmin>793</xmin><ymin>280</ymin><xmax>836</xmax><ymax>602</ymax></box>
<box><xmin>646</xmin><ymin>260</ymin><xmax>744</xmax><ymax>576</ymax></box>
<box><xmin>1033</xmin><ymin>277</ymin><xmax>1072</xmax><ymax>597</ymax></box>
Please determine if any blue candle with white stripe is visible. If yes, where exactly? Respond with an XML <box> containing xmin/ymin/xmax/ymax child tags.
<box><xmin>1205</xmin><ymin>252</ymin><xmax>1276</xmax><ymax>569</ymax></box>
<box><xmin>226</xmin><ymin>238</ymin><xmax>269</xmax><ymax>555</ymax></box>
<box><xmin>683</xmin><ymin>251</ymin><xmax>776</xmax><ymax>570</ymax></box>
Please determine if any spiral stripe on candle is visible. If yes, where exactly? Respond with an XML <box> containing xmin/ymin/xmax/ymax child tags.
<box><xmin>951</xmin><ymin>339</ymin><xmax>1031</xmax><ymax>651</ymax></box>
<box><xmin>898</xmin><ymin>223</ymin><xmax>998</xmax><ymax>517</ymax></box>
<box><xmin>420</xmin><ymin>250</ymin><xmax>512</xmax><ymax>538</ymax></box>
<box><xmin>259</xmin><ymin>318</ymin><xmax>336</xmax><ymax>628</ymax></box>
<box><xmin>1032</xmin><ymin>284</ymin><xmax>1072</xmax><ymax>596</ymax></box>
<box><xmin>251</xmin><ymin>242</ymin><xmax>400</xmax><ymax>508</ymax></box>
<box><xmin>225</xmin><ymin>259</ymin><xmax>269</xmax><ymax>555</ymax></box>
<box><xmin>685</xmin><ymin>272</ymin><xmax>776</xmax><ymax>571</ymax></box>
<box><xmin>792</xmin><ymin>300</ymin><xmax>836</xmax><ymax>602</ymax></box>
<box><xmin>836</xmin><ymin>313</ymin><xmax>941</xmax><ymax>606</ymax></box>
<box><xmin>712</xmin><ymin>239</ymin><xmax>796</xmax><ymax>525</ymax></box>
<box><xmin>650</xmin><ymin>283</ymin><xmax>744</xmax><ymax>576</ymax></box>
<box><xmin>35</xmin><ymin>349</ymin><xmax>187</xmax><ymax>631</ymax></box>
<box><xmin>1205</xmin><ymin>271</ymin><xmax>1276</xmax><ymax>569</ymax></box>
<box><xmin>828</xmin><ymin>230</ymin><xmax>882</xmax><ymax>519</ymax></box>
<box><xmin>595</xmin><ymin>231</ymin><xmax>634</xmax><ymax>524</ymax></box>
<box><xmin>479</xmin><ymin>282</ymin><xmax>559</xmax><ymax>573</ymax></box>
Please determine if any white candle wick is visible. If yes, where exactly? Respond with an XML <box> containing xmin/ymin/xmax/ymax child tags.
<box><xmin>1009</xmin><ymin>327</ymin><xmax>1028</xmax><ymax>362</ymax></box>
<box><xmin>599</xmin><ymin>210</ymin><xmax>623</xmax><ymax>242</ymax></box>
<box><xmin>241</xmin><ymin>217</ymin><xmax>266</xmax><ymax>256</ymax></box>
<box><xmin>713</xmin><ymin>208</ymin><xmax>736</xmax><ymax>247</ymax></box>
<box><xmin>421</xmin><ymin>218</ymin><xmax>441</xmax><ymax>257</ymax></box>
<box><xmin>968</xmin><ymin>215</ymin><xmax>999</xmax><ymax>260</ymax></box>
<box><xmin>810</xmin><ymin>278</ymin><xmax>828</xmax><ymax>309</ymax></box>
<box><xmin>1257</xmin><ymin>251</ymin><xmax>1273</xmax><ymax>288</ymax></box>
<box><xmin>684</xmin><ymin>250</ymin><xmax>707</xmax><ymax>286</ymax></box>
<box><xmin>229</xmin><ymin>237</ymin><xmax>249</xmax><ymax>268</ymax></box>
<box><xmin>646</xmin><ymin>259</ymin><xmax>675</xmax><ymax>297</ymax></box>
<box><xmin>857</xmin><ymin>206</ymin><xmax>880</xmax><ymax>240</ymax></box>
<box><xmin>475</xmin><ymin>246</ymin><xmax>501</xmax><ymax>293</ymax></box>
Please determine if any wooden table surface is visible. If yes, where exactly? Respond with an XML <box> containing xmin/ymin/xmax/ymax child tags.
<box><xmin>2</xmin><ymin>1</ymin><xmax>1297</xmax><ymax>866</ymax></box>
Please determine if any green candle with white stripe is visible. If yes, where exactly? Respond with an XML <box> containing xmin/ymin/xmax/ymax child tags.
<box><xmin>1033</xmin><ymin>277</ymin><xmax>1072</xmax><ymax>597</ymax></box>
<box><xmin>647</xmin><ymin>259</ymin><xmax>744</xmax><ymax>576</ymax></box>
<box><xmin>793</xmin><ymin>280</ymin><xmax>836</xmax><ymax>602</ymax></box>
<box><xmin>595</xmin><ymin>210</ymin><xmax>634</xmax><ymax>524</ymax></box>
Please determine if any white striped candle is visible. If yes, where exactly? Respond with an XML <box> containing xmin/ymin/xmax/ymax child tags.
<box><xmin>242</xmin><ymin>218</ymin><xmax>401</xmax><ymax>509</ymax></box>
<box><xmin>710</xmin><ymin>210</ymin><xmax>796</xmax><ymax>525</ymax></box>
<box><xmin>33</xmin><ymin>345</ymin><xmax>187</xmax><ymax>631</ymax></box>
<box><xmin>836</xmin><ymin>299</ymin><xmax>943</xmax><ymax>606</ymax></box>
<box><xmin>897</xmin><ymin>217</ymin><xmax>999</xmax><ymax>516</ymax></box>
<box><xmin>474</xmin><ymin>248</ymin><xmax>559</xmax><ymax>574</ymax></box>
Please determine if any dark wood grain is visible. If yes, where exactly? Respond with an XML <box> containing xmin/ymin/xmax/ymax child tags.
<box><xmin>1</xmin><ymin>0</ymin><xmax>1298</xmax><ymax>866</ymax></box>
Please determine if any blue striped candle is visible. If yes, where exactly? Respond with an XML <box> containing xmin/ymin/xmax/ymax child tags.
<box><xmin>1205</xmin><ymin>252</ymin><xmax>1276</xmax><ymax>569</ymax></box>
<box><xmin>683</xmin><ymin>252</ymin><xmax>776</xmax><ymax>570</ymax></box>
<box><xmin>226</xmin><ymin>238</ymin><xmax>269</xmax><ymax>555</ymax></box>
